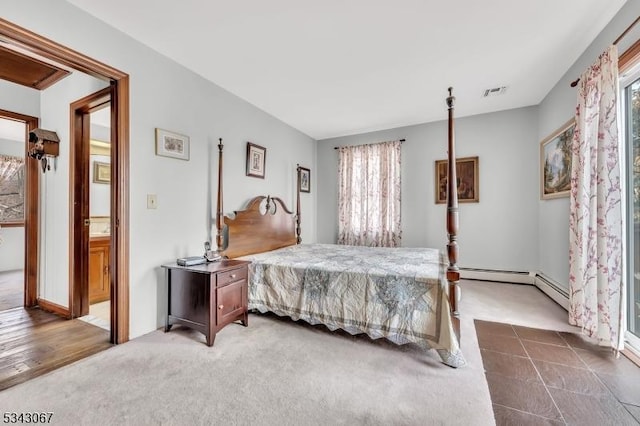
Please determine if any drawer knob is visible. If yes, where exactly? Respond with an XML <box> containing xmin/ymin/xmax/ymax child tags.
<box><xmin>230</xmin><ymin>274</ymin><xmax>236</xmax><ymax>279</ymax></box>
<box><xmin>218</xmin><ymin>304</ymin><xmax>224</xmax><ymax>310</ymax></box>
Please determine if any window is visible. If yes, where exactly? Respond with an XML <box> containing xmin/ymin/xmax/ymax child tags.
<box><xmin>622</xmin><ymin>49</ymin><xmax>640</xmax><ymax>344</ymax></box>
<box><xmin>337</xmin><ymin>140</ymin><xmax>401</xmax><ymax>247</ymax></box>
<box><xmin>0</xmin><ymin>118</ymin><xmax>26</xmax><ymax>226</ymax></box>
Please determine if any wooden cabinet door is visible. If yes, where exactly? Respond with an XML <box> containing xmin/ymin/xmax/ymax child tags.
<box><xmin>89</xmin><ymin>239</ymin><xmax>110</xmax><ymax>304</ymax></box>
<box><xmin>216</xmin><ymin>279</ymin><xmax>246</xmax><ymax>327</ymax></box>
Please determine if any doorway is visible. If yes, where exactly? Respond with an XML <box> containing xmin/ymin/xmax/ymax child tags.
<box><xmin>0</xmin><ymin>117</ymin><xmax>26</xmax><ymax>311</ymax></box>
<box><xmin>70</xmin><ymin>88</ymin><xmax>112</xmax><ymax>331</ymax></box>
<box><xmin>0</xmin><ymin>110</ymin><xmax>38</xmax><ymax>312</ymax></box>
<box><xmin>0</xmin><ymin>18</ymin><xmax>130</xmax><ymax>343</ymax></box>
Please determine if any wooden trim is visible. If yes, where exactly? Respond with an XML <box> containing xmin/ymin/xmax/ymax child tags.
<box><xmin>624</xmin><ymin>347</ymin><xmax>640</xmax><ymax>368</ymax></box>
<box><xmin>620</xmin><ymin>37</ymin><xmax>640</xmax><ymax>73</ymax></box>
<box><xmin>0</xmin><ymin>19</ymin><xmax>130</xmax><ymax>344</ymax></box>
<box><xmin>111</xmin><ymin>78</ymin><xmax>130</xmax><ymax>344</ymax></box>
<box><xmin>0</xmin><ymin>18</ymin><xmax>126</xmax><ymax>81</ymax></box>
<box><xmin>69</xmin><ymin>86</ymin><xmax>111</xmax><ymax>319</ymax></box>
<box><xmin>37</xmin><ymin>298</ymin><xmax>70</xmax><ymax>318</ymax></box>
<box><xmin>0</xmin><ymin>109</ymin><xmax>39</xmax><ymax>308</ymax></box>
<box><xmin>0</xmin><ymin>221</ymin><xmax>24</xmax><ymax>227</ymax></box>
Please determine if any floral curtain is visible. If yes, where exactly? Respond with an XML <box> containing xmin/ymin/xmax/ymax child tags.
<box><xmin>0</xmin><ymin>155</ymin><xmax>25</xmax><ymax>222</ymax></box>
<box><xmin>569</xmin><ymin>45</ymin><xmax>624</xmax><ymax>350</ymax></box>
<box><xmin>337</xmin><ymin>140</ymin><xmax>401</xmax><ymax>247</ymax></box>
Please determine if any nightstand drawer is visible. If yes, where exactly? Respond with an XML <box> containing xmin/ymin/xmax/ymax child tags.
<box><xmin>216</xmin><ymin>280</ymin><xmax>246</xmax><ymax>327</ymax></box>
<box><xmin>217</xmin><ymin>267</ymin><xmax>247</xmax><ymax>287</ymax></box>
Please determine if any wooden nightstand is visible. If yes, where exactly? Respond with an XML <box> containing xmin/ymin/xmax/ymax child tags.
<box><xmin>162</xmin><ymin>259</ymin><xmax>250</xmax><ymax>346</ymax></box>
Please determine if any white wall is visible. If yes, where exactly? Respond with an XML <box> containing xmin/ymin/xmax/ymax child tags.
<box><xmin>317</xmin><ymin>106</ymin><xmax>539</xmax><ymax>272</ymax></box>
<box><xmin>537</xmin><ymin>1</ymin><xmax>640</xmax><ymax>288</ymax></box>
<box><xmin>38</xmin><ymin>71</ymin><xmax>109</xmax><ymax>306</ymax></box>
<box><xmin>3</xmin><ymin>0</ymin><xmax>316</xmax><ymax>338</ymax></box>
<box><xmin>0</xmin><ymin>81</ymin><xmax>39</xmax><ymax>273</ymax></box>
<box><xmin>89</xmin><ymin>154</ymin><xmax>110</xmax><ymax>217</ymax></box>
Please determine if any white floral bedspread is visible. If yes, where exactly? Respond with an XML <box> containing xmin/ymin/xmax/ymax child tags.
<box><xmin>241</xmin><ymin>244</ymin><xmax>465</xmax><ymax>367</ymax></box>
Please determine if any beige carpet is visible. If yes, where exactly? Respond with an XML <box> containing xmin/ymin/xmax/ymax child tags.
<box><xmin>0</xmin><ymin>280</ymin><xmax>575</xmax><ymax>425</ymax></box>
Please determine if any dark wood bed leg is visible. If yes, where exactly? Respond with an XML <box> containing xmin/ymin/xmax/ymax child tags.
<box><xmin>295</xmin><ymin>164</ymin><xmax>302</xmax><ymax>244</ymax></box>
<box><xmin>446</xmin><ymin>87</ymin><xmax>461</xmax><ymax>342</ymax></box>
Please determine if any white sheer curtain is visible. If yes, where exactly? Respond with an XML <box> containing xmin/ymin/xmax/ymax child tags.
<box><xmin>337</xmin><ymin>140</ymin><xmax>401</xmax><ymax>247</ymax></box>
<box><xmin>569</xmin><ymin>45</ymin><xmax>624</xmax><ymax>351</ymax></box>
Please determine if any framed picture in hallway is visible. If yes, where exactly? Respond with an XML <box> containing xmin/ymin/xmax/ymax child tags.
<box><xmin>93</xmin><ymin>161</ymin><xmax>110</xmax><ymax>184</ymax></box>
<box><xmin>540</xmin><ymin>119</ymin><xmax>574</xmax><ymax>200</ymax></box>
<box><xmin>435</xmin><ymin>156</ymin><xmax>479</xmax><ymax>204</ymax></box>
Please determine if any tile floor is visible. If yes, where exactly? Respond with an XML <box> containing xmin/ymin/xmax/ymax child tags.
<box><xmin>476</xmin><ymin>319</ymin><xmax>640</xmax><ymax>425</ymax></box>
<box><xmin>78</xmin><ymin>300</ymin><xmax>110</xmax><ymax>330</ymax></box>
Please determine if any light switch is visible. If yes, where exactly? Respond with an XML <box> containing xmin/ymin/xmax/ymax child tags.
<box><xmin>147</xmin><ymin>194</ymin><xmax>157</xmax><ymax>209</ymax></box>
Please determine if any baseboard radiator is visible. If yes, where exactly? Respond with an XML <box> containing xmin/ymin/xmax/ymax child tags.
<box><xmin>459</xmin><ymin>267</ymin><xmax>570</xmax><ymax>311</ymax></box>
<box><xmin>460</xmin><ymin>267</ymin><xmax>535</xmax><ymax>285</ymax></box>
<box><xmin>533</xmin><ymin>273</ymin><xmax>569</xmax><ymax>311</ymax></box>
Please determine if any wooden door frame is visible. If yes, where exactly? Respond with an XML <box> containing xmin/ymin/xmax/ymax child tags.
<box><xmin>0</xmin><ymin>109</ymin><xmax>38</xmax><ymax>307</ymax></box>
<box><xmin>70</xmin><ymin>87</ymin><xmax>111</xmax><ymax>319</ymax></box>
<box><xmin>0</xmin><ymin>18</ymin><xmax>130</xmax><ymax>344</ymax></box>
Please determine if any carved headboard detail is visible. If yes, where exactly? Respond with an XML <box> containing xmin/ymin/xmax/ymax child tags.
<box><xmin>223</xmin><ymin>195</ymin><xmax>297</xmax><ymax>259</ymax></box>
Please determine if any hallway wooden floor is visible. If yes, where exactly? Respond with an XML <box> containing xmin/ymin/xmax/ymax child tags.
<box><xmin>0</xmin><ymin>270</ymin><xmax>23</xmax><ymax>312</ymax></box>
<box><xmin>0</xmin><ymin>307</ymin><xmax>112</xmax><ymax>391</ymax></box>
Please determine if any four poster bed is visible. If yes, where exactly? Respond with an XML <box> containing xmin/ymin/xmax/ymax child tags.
<box><xmin>214</xmin><ymin>89</ymin><xmax>464</xmax><ymax>367</ymax></box>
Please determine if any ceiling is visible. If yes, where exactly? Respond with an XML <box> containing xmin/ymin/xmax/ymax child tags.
<box><xmin>66</xmin><ymin>0</ymin><xmax>628</xmax><ymax>140</ymax></box>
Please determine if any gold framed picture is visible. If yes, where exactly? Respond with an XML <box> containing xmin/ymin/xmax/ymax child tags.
<box><xmin>435</xmin><ymin>156</ymin><xmax>479</xmax><ymax>204</ymax></box>
<box><xmin>540</xmin><ymin>119</ymin><xmax>575</xmax><ymax>199</ymax></box>
<box><xmin>93</xmin><ymin>161</ymin><xmax>110</xmax><ymax>184</ymax></box>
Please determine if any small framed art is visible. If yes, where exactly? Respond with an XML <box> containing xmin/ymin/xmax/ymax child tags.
<box><xmin>298</xmin><ymin>166</ymin><xmax>310</xmax><ymax>193</ymax></box>
<box><xmin>155</xmin><ymin>128</ymin><xmax>190</xmax><ymax>160</ymax></box>
<box><xmin>93</xmin><ymin>161</ymin><xmax>110</xmax><ymax>184</ymax></box>
<box><xmin>246</xmin><ymin>142</ymin><xmax>266</xmax><ymax>178</ymax></box>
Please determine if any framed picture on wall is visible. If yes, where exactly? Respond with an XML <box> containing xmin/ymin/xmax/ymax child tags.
<box><xmin>93</xmin><ymin>161</ymin><xmax>110</xmax><ymax>184</ymax></box>
<box><xmin>434</xmin><ymin>156</ymin><xmax>479</xmax><ymax>204</ymax></box>
<box><xmin>540</xmin><ymin>119</ymin><xmax>574</xmax><ymax>199</ymax></box>
<box><xmin>246</xmin><ymin>142</ymin><xmax>266</xmax><ymax>178</ymax></box>
<box><xmin>298</xmin><ymin>166</ymin><xmax>310</xmax><ymax>193</ymax></box>
<box><xmin>155</xmin><ymin>128</ymin><xmax>190</xmax><ymax>160</ymax></box>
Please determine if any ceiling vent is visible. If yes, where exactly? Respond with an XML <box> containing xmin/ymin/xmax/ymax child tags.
<box><xmin>482</xmin><ymin>86</ymin><xmax>508</xmax><ymax>98</ymax></box>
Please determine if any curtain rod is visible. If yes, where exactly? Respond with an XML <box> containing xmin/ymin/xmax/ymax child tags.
<box><xmin>334</xmin><ymin>139</ymin><xmax>405</xmax><ymax>149</ymax></box>
<box><xmin>570</xmin><ymin>15</ymin><xmax>640</xmax><ymax>87</ymax></box>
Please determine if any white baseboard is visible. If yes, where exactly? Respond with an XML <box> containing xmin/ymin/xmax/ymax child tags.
<box><xmin>458</xmin><ymin>267</ymin><xmax>570</xmax><ymax>311</ymax></box>
<box><xmin>534</xmin><ymin>273</ymin><xmax>569</xmax><ymax>311</ymax></box>
<box><xmin>460</xmin><ymin>267</ymin><xmax>535</xmax><ymax>285</ymax></box>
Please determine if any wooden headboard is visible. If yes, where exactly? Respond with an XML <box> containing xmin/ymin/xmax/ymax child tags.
<box><xmin>213</xmin><ymin>138</ymin><xmax>301</xmax><ymax>259</ymax></box>
<box><xmin>223</xmin><ymin>195</ymin><xmax>297</xmax><ymax>258</ymax></box>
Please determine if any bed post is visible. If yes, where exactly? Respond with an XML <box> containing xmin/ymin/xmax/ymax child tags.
<box><xmin>446</xmin><ymin>87</ymin><xmax>461</xmax><ymax>341</ymax></box>
<box><xmin>216</xmin><ymin>138</ymin><xmax>224</xmax><ymax>253</ymax></box>
<box><xmin>295</xmin><ymin>164</ymin><xmax>302</xmax><ymax>244</ymax></box>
